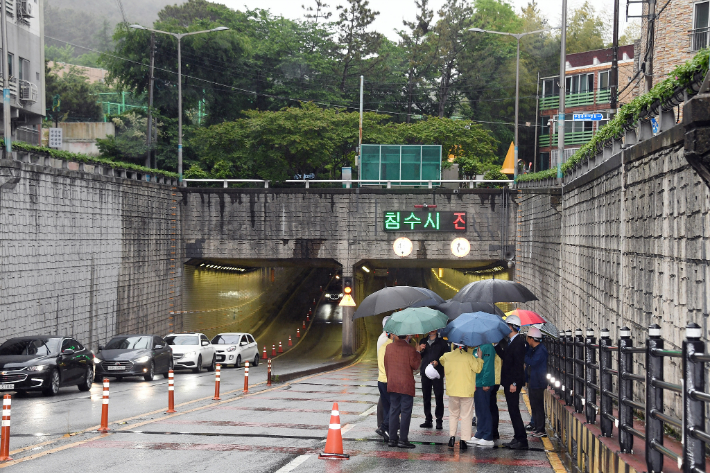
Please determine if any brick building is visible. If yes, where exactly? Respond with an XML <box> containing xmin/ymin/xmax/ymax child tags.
<box><xmin>537</xmin><ymin>45</ymin><xmax>635</xmax><ymax>171</ymax></box>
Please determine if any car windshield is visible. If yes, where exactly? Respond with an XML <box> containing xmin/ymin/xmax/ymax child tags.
<box><xmin>0</xmin><ymin>339</ymin><xmax>53</xmax><ymax>356</ymax></box>
<box><xmin>165</xmin><ymin>336</ymin><xmax>199</xmax><ymax>346</ymax></box>
<box><xmin>212</xmin><ymin>335</ymin><xmax>242</xmax><ymax>345</ymax></box>
<box><xmin>105</xmin><ymin>336</ymin><xmax>151</xmax><ymax>350</ymax></box>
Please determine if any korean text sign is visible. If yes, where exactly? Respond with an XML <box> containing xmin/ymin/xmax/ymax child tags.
<box><xmin>383</xmin><ymin>211</ymin><xmax>467</xmax><ymax>232</ymax></box>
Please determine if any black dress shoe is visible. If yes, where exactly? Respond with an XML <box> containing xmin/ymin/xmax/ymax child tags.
<box><xmin>448</xmin><ymin>436</ymin><xmax>456</xmax><ymax>449</ymax></box>
<box><xmin>388</xmin><ymin>440</ymin><xmax>398</xmax><ymax>448</ymax></box>
<box><xmin>420</xmin><ymin>421</ymin><xmax>433</xmax><ymax>428</ymax></box>
<box><xmin>435</xmin><ymin>421</ymin><xmax>443</xmax><ymax>430</ymax></box>
<box><xmin>507</xmin><ymin>440</ymin><xmax>529</xmax><ymax>450</ymax></box>
<box><xmin>398</xmin><ymin>440</ymin><xmax>416</xmax><ymax>449</ymax></box>
<box><xmin>375</xmin><ymin>428</ymin><xmax>390</xmax><ymax>443</ymax></box>
<box><xmin>472</xmin><ymin>416</ymin><xmax>477</xmax><ymax>426</ymax></box>
<box><xmin>460</xmin><ymin>439</ymin><xmax>467</xmax><ymax>451</ymax></box>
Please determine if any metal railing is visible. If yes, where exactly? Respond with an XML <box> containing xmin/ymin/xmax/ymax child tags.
<box><xmin>546</xmin><ymin>323</ymin><xmax>709</xmax><ymax>473</ymax></box>
<box><xmin>182</xmin><ymin>178</ymin><xmax>515</xmax><ymax>189</ymax></box>
<box><xmin>540</xmin><ymin>131</ymin><xmax>594</xmax><ymax>147</ymax></box>
<box><xmin>689</xmin><ymin>27</ymin><xmax>710</xmax><ymax>51</ymax></box>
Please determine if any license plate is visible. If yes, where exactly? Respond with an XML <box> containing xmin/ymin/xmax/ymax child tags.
<box><xmin>0</xmin><ymin>384</ymin><xmax>13</xmax><ymax>390</ymax></box>
<box><xmin>107</xmin><ymin>366</ymin><xmax>126</xmax><ymax>371</ymax></box>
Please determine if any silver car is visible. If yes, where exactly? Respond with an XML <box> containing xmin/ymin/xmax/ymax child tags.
<box><xmin>211</xmin><ymin>333</ymin><xmax>259</xmax><ymax>368</ymax></box>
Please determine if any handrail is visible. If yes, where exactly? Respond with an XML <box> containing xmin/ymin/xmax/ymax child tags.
<box><xmin>182</xmin><ymin>178</ymin><xmax>515</xmax><ymax>189</ymax></box>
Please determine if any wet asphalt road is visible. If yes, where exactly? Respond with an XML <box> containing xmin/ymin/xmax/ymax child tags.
<box><xmin>0</xmin><ymin>302</ymin><xmax>558</xmax><ymax>472</ymax></box>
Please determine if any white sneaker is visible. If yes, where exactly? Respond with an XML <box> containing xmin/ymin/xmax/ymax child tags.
<box><xmin>469</xmin><ymin>437</ymin><xmax>482</xmax><ymax>445</ymax></box>
<box><xmin>477</xmin><ymin>439</ymin><xmax>495</xmax><ymax>447</ymax></box>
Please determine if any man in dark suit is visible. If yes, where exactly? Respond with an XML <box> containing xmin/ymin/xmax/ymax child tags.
<box><xmin>417</xmin><ymin>330</ymin><xmax>450</xmax><ymax>429</ymax></box>
<box><xmin>494</xmin><ymin>314</ymin><xmax>528</xmax><ymax>449</ymax></box>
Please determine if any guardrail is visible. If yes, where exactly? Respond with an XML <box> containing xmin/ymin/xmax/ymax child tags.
<box><xmin>546</xmin><ymin>323</ymin><xmax>709</xmax><ymax>473</ymax></box>
<box><xmin>182</xmin><ymin>179</ymin><xmax>515</xmax><ymax>189</ymax></box>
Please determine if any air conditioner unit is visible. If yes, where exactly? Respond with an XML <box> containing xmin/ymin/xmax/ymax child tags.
<box><xmin>19</xmin><ymin>0</ymin><xmax>32</xmax><ymax>18</ymax></box>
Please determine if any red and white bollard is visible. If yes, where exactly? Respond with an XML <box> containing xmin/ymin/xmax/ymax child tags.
<box><xmin>267</xmin><ymin>359</ymin><xmax>272</xmax><ymax>386</ymax></box>
<box><xmin>272</xmin><ymin>344</ymin><xmax>277</xmax><ymax>357</ymax></box>
<box><xmin>213</xmin><ymin>364</ymin><xmax>221</xmax><ymax>401</ymax></box>
<box><xmin>98</xmin><ymin>378</ymin><xmax>110</xmax><ymax>433</ymax></box>
<box><xmin>0</xmin><ymin>395</ymin><xmax>12</xmax><ymax>461</ymax></box>
<box><xmin>262</xmin><ymin>346</ymin><xmax>267</xmax><ymax>360</ymax></box>
<box><xmin>243</xmin><ymin>361</ymin><xmax>249</xmax><ymax>393</ymax></box>
<box><xmin>297</xmin><ymin>328</ymin><xmax>300</xmax><ymax>338</ymax></box>
<box><xmin>278</xmin><ymin>341</ymin><xmax>284</xmax><ymax>353</ymax></box>
<box><xmin>307</xmin><ymin>314</ymin><xmax>310</xmax><ymax>322</ymax></box>
<box><xmin>303</xmin><ymin>320</ymin><xmax>306</xmax><ymax>329</ymax></box>
<box><xmin>166</xmin><ymin>370</ymin><xmax>176</xmax><ymax>413</ymax></box>
<box><xmin>288</xmin><ymin>335</ymin><xmax>292</xmax><ymax>346</ymax></box>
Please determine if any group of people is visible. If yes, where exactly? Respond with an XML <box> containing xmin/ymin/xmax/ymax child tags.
<box><xmin>376</xmin><ymin>314</ymin><xmax>549</xmax><ymax>450</ymax></box>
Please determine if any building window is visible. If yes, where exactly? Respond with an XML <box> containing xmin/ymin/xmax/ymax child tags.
<box><xmin>692</xmin><ymin>2</ymin><xmax>709</xmax><ymax>50</ymax></box>
<box><xmin>7</xmin><ymin>53</ymin><xmax>12</xmax><ymax>78</ymax></box>
<box><xmin>542</xmin><ymin>78</ymin><xmax>560</xmax><ymax>97</ymax></box>
<box><xmin>538</xmin><ymin>152</ymin><xmax>550</xmax><ymax>171</ymax></box>
<box><xmin>566</xmin><ymin>73</ymin><xmax>594</xmax><ymax>94</ymax></box>
<box><xmin>19</xmin><ymin>58</ymin><xmax>29</xmax><ymax>81</ymax></box>
<box><xmin>599</xmin><ymin>71</ymin><xmax>610</xmax><ymax>90</ymax></box>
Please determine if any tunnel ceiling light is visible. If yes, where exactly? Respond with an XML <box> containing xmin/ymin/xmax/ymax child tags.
<box><xmin>200</xmin><ymin>263</ymin><xmax>205</xmax><ymax>267</ymax></box>
<box><xmin>361</xmin><ymin>266</ymin><xmax>370</xmax><ymax>273</ymax></box>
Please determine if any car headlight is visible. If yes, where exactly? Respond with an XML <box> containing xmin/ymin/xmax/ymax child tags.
<box><xmin>133</xmin><ymin>356</ymin><xmax>150</xmax><ymax>363</ymax></box>
<box><xmin>226</xmin><ymin>346</ymin><xmax>236</xmax><ymax>352</ymax></box>
<box><xmin>183</xmin><ymin>351</ymin><xmax>197</xmax><ymax>357</ymax></box>
<box><xmin>93</xmin><ymin>358</ymin><xmax>102</xmax><ymax>364</ymax></box>
<box><xmin>339</xmin><ymin>293</ymin><xmax>343</xmax><ymax>297</ymax></box>
<box><xmin>24</xmin><ymin>365</ymin><xmax>48</xmax><ymax>372</ymax></box>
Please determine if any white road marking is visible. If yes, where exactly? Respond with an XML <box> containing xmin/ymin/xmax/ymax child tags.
<box><xmin>274</xmin><ymin>454</ymin><xmax>313</xmax><ymax>472</ymax></box>
<box><xmin>359</xmin><ymin>405</ymin><xmax>377</xmax><ymax>417</ymax></box>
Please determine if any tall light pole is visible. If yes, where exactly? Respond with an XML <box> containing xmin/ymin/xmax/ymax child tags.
<box><xmin>130</xmin><ymin>24</ymin><xmax>229</xmax><ymax>184</ymax></box>
<box><xmin>469</xmin><ymin>27</ymin><xmax>558</xmax><ymax>182</ymax></box>
<box><xmin>1</xmin><ymin>0</ymin><xmax>10</xmax><ymax>154</ymax></box>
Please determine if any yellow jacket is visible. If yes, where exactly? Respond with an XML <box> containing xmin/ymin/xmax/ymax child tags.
<box><xmin>378</xmin><ymin>338</ymin><xmax>392</xmax><ymax>383</ymax></box>
<box><xmin>438</xmin><ymin>347</ymin><xmax>484</xmax><ymax>397</ymax></box>
<box><xmin>494</xmin><ymin>352</ymin><xmax>502</xmax><ymax>385</ymax></box>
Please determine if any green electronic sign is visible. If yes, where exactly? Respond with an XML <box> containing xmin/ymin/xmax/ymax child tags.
<box><xmin>383</xmin><ymin>211</ymin><xmax>467</xmax><ymax>232</ymax></box>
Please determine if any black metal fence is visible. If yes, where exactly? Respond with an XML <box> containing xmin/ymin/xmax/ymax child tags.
<box><xmin>546</xmin><ymin>323</ymin><xmax>709</xmax><ymax>473</ymax></box>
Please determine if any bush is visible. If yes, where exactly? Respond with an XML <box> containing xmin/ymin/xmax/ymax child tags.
<box><xmin>480</xmin><ymin>169</ymin><xmax>510</xmax><ymax>188</ymax></box>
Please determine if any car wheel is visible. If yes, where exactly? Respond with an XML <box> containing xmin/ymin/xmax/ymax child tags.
<box><xmin>163</xmin><ymin>359</ymin><xmax>173</xmax><ymax>379</ymax></box>
<box><xmin>235</xmin><ymin>355</ymin><xmax>241</xmax><ymax>368</ymax></box>
<box><xmin>207</xmin><ymin>356</ymin><xmax>216</xmax><ymax>372</ymax></box>
<box><xmin>192</xmin><ymin>355</ymin><xmax>202</xmax><ymax>374</ymax></box>
<box><xmin>78</xmin><ymin>366</ymin><xmax>93</xmax><ymax>392</ymax></box>
<box><xmin>253</xmin><ymin>354</ymin><xmax>259</xmax><ymax>367</ymax></box>
<box><xmin>144</xmin><ymin>361</ymin><xmax>155</xmax><ymax>381</ymax></box>
<box><xmin>15</xmin><ymin>390</ymin><xmax>27</xmax><ymax>397</ymax></box>
<box><xmin>42</xmin><ymin>369</ymin><xmax>60</xmax><ymax>396</ymax></box>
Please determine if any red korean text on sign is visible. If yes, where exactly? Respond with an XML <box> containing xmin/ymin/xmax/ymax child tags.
<box><xmin>453</xmin><ymin>212</ymin><xmax>466</xmax><ymax>230</ymax></box>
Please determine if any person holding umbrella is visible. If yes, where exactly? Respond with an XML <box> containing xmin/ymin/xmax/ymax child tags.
<box><xmin>524</xmin><ymin>326</ymin><xmax>548</xmax><ymax>438</ymax></box>
<box><xmin>431</xmin><ymin>344</ymin><xmax>483</xmax><ymax>451</ymax></box>
<box><xmin>376</xmin><ymin>316</ymin><xmax>392</xmax><ymax>442</ymax></box>
<box><xmin>417</xmin><ymin>330</ymin><xmax>449</xmax><ymax>430</ymax></box>
<box><xmin>495</xmin><ymin>314</ymin><xmax>528</xmax><ymax>449</ymax></box>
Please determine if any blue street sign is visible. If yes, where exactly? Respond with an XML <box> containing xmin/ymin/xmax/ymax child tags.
<box><xmin>650</xmin><ymin>117</ymin><xmax>659</xmax><ymax>135</ymax></box>
<box><xmin>572</xmin><ymin>113</ymin><xmax>604</xmax><ymax>121</ymax></box>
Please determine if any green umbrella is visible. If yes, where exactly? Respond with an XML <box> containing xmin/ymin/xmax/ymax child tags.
<box><xmin>383</xmin><ymin>307</ymin><xmax>449</xmax><ymax>336</ymax></box>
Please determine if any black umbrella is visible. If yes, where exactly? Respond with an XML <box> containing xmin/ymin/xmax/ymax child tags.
<box><xmin>409</xmin><ymin>288</ymin><xmax>446</xmax><ymax>308</ymax></box>
<box><xmin>452</xmin><ymin>279</ymin><xmax>538</xmax><ymax>304</ymax></box>
<box><xmin>353</xmin><ymin>286</ymin><xmax>443</xmax><ymax>320</ymax></box>
<box><xmin>434</xmin><ymin>299</ymin><xmax>506</xmax><ymax>320</ymax></box>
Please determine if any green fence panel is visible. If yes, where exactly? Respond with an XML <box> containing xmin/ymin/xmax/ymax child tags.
<box><xmin>361</xmin><ymin>145</ymin><xmax>381</xmax><ymax>181</ymax></box>
<box><xmin>401</xmin><ymin>145</ymin><xmax>422</xmax><ymax>184</ymax></box>
<box><xmin>422</xmin><ymin>146</ymin><xmax>442</xmax><ymax>181</ymax></box>
<box><xmin>381</xmin><ymin>145</ymin><xmax>402</xmax><ymax>181</ymax></box>
<box><xmin>360</xmin><ymin>144</ymin><xmax>441</xmax><ymax>185</ymax></box>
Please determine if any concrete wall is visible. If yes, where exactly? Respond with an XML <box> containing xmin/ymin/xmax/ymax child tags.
<box><xmin>516</xmin><ymin>96</ymin><xmax>710</xmax><ymax>420</ymax></box>
<box><xmin>0</xmin><ymin>156</ymin><xmax>179</xmax><ymax>349</ymax></box>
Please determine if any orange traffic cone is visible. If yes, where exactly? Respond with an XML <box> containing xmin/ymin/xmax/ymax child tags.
<box><xmin>262</xmin><ymin>346</ymin><xmax>267</xmax><ymax>360</ymax></box>
<box><xmin>288</xmin><ymin>335</ymin><xmax>292</xmax><ymax>346</ymax></box>
<box><xmin>278</xmin><ymin>341</ymin><xmax>284</xmax><ymax>353</ymax></box>
<box><xmin>319</xmin><ymin>402</ymin><xmax>349</xmax><ymax>460</ymax></box>
<box><xmin>296</xmin><ymin>328</ymin><xmax>300</xmax><ymax>338</ymax></box>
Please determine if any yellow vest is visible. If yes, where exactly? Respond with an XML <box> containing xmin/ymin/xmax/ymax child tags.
<box><xmin>378</xmin><ymin>338</ymin><xmax>393</xmax><ymax>383</ymax></box>
<box><xmin>494</xmin><ymin>353</ymin><xmax>502</xmax><ymax>385</ymax></box>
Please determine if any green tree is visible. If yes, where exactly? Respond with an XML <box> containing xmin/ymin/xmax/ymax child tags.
<box><xmin>618</xmin><ymin>20</ymin><xmax>641</xmax><ymax>46</ymax></box>
<box><xmin>44</xmin><ymin>62</ymin><xmax>103</xmax><ymax>123</ymax></box>
<box><xmin>96</xmin><ymin>111</ymin><xmax>151</xmax><ymax>163</ymax></box>
<box><xmin>566</xmin><ymin>1</ymin><xmax>606</xmax><ymax>53</ymax></box>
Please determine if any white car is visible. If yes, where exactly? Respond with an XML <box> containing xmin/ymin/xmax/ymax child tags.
<box><xmin>164</xmin><ymin>333</ymin><xmax>216</xmax><ymax>373</ymax></box>
<box><xmin>211</xmin><ymin>333</ymin><xmax>259</xmax><ymax>368</ymax></box>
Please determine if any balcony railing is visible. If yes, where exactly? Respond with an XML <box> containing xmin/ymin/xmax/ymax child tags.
<box><xmin>689</xmin><ymin>27</ymin><xmax>710</xmax><ymax>51</ymax></box>
<box><xmin>539</xmin><ymin>130</ymin><xmax>594</xmax><ymax>147</ymax></box>
<box><xmin>540</xmin><ymin>90</ymin><xmax>612</xmax><ymax>110</ymax></box>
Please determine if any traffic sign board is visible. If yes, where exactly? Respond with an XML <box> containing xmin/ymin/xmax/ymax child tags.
<box><xmin>572</xmin><ymin>113</ymin><xmax>603</xmax><ymax>121</ymax></box>
<box><xmin>48</xmin><ymin>128</ymin><xmax>63</xmax><ymax>148</ymax></box>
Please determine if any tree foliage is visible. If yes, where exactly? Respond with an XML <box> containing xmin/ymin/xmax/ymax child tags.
<box><xmin>44</xmin><ymin>62</ymin><xmax>104</xmax><ymax>123</ymax></box>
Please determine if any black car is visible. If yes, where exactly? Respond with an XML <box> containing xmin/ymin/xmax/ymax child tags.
<box><xmin>324</xmin><ymin>283</ymin><xmax>343</xmax><ymax>302</ymax></box>
<box><xmin>95</xmin><ymin>334</ymin><xmax>172</xmax><ymax>381</ymax></box>
<box><xmin>0</xmin><ymin>336</ymin><xmax>94</xmax><ymax>396</ymax></box>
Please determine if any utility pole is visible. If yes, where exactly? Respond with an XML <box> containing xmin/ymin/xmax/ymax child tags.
<box><xmin>145</xmin><ymin>32</ymin><xmax>155</xmax><ymax>169</ymax></box>
<box><xmin>610</xmin><ymin>0</ymin><xmax>620</xmax><ymax>110</ymax></box>
<box><xmin>644</xmin><ymin>0</ymin><xmax>656</xmax><ymax>93</ymax></box>
<box><xmin>1</xmin><ymin>0</ymin><xmax>10</xmax><ymax>155</ymax></box>
<box><xmin>533</xmin><ymin>72</ymin><xmax>540</xmax><ymax>173</ymax></box>
<box><xmin>358</xmin><ymin>75</ymin><xmax>363</xmax><ymax>167</ymax></box>
<box><xmin>557</xmin><ymin>0</ymin><xmax>567</xmax><ymax>178</ymax></box>
<box><xmin>514</xmin><ymin>36</ymin><xmax>520</xmax><ymax>181</ymax></box>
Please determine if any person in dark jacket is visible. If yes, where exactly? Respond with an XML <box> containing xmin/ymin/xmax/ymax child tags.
<box><xmin>524</xmin><ymin>327</ymin><xmax>549</xmax><ymax>438</ymax></box>
<box><xmin>494</xmin><ymin>314</ymin><xmax>528</xmax><ymax>449</ymax></box>
<box><xmin>417</xmin><ymin>330</ymin><xmax>450</xmax><ymax>429</ymax></box>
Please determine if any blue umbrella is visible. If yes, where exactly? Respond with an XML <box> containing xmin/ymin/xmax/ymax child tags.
<box><xmin>442</xmin><ymin>311</ymin><xmax>511</xmax><ymax>347</ymax></box>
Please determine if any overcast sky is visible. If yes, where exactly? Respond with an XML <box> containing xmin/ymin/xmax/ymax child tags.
<box><xmin>213</xmin><ymin>0</ymin><xmax>635</xmax><ymax>41</ymax></box>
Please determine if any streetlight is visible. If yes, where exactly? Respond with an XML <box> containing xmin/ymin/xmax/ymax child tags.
<box><xmin>129</xmin><ymin>24</ymin><xmax>229</xmax><ymax>184</ymax></box>
<box><xmin>469</xmin><ymin>27</ymin><xmax>559</xmax><ymax>182</ymax></box>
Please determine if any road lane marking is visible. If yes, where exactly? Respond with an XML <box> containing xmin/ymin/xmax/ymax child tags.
<box><xmin>522</xmin><ymin>391</ymin><xmax>566</xmax><ymax>473</ymax></box>
<box><xmin>274</xmin><ymin>454</ymin><xmax>313</xmax><ymax>472</ymax></box>
<box><xmin>359</xmin><ymin>405</ymin><xmax>377</xmax><ymax>417</ymax></box>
